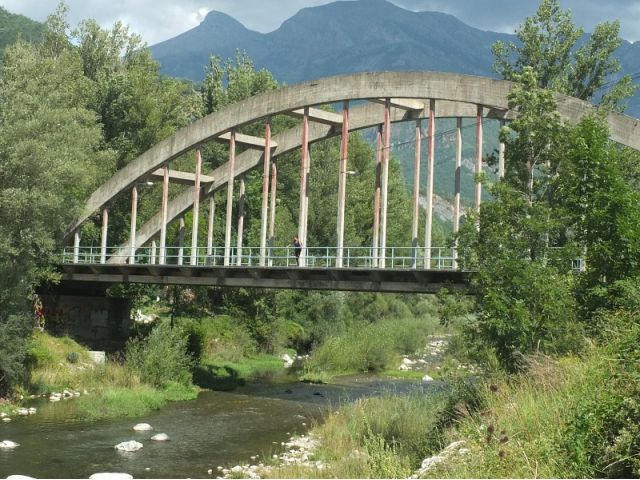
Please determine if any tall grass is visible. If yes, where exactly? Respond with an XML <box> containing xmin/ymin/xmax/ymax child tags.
<box><xmin>28</xmin><ymin>331</ymin><xmax>95</xmax><ymax>393</ymax></box>
<box><xmin>424</xmin><ymin>341</ymin><xmax>640</xmax><ymax>479</ymax></box>
<box><xmin>303</xmin><ymin>316</ymin><xmax>439</xmax><ymax>378</ymax></box>
<box><xmin>77</xmin><ymin>382</ymin><xmax>198</xmax><ymax>420</ymax></box>
<box><xmin>26</xmin><ymin>330</ymin><xmax>198</xmax><ymax>421</ymax></box>
<box><xmin>267</xmin><ymin>392</ymin><xmax>452</xmax><ymax>479</ymax></box>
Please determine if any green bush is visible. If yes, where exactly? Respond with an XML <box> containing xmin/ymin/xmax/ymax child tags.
<box><xmin>125</xmin><ymin>320</ymin><xmax>194</xmax><ymax>388</ymax></box>
<box><xmin>180</xmin><ymin>315</ymin><xmax>257</xmax><ymax>362</ymax></box>
<box><xmin>66</xmin><ymin>351</ymin><xmax>79</xmax><ymax>364</ymax></box>
<box><xmin>564</xmin><ymin>314</ymin><xmax>640</xmax><ymax>478</ymax></box>
<box><xmin>0</xmin><ymin>314</ymin><xmax>31</xmax><ymax>397</ymax></box>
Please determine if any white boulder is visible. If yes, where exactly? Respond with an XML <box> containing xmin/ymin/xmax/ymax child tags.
<box><xmin>0</xmin><ymin>440</ymin><xmax>20</xmax><ymax>449</ymax></box>
<box><xmin>420</xmin><ymin>454</ymin><xmax>445</xmax><ymax>471</ymax></box>
<box><xmin>89</xmin><ymin>474</ymin><xmax>133</xmax><ymax>480</ymax></box>
<box><xmin>16</xmin><ymin>408</ymin><xmax>29</xmax><ymax>416</ymax></box>
<box><xmin>422</xmin><ymin>374</ymin><xmax>434</xmax><ymax>382</ymax></box>
<box><xmin>133</xmin><ymin>423</ymin><xmax>153</xmax><ymax>431</ymax></box>
<box><xmin>281</xmin><ymin>353</ymin><xmax>294</xmax><ymax>368</ymax></box>
<box><xmin>28</xmin><ymin>407</ymin><xmax>37</xmax><ymax>414</ymax></box>
<box><xmin>150</xmin><ymin>433</ymin><xmax>170</xmax><ymax>441</ymax></box>
<box><xmin>114</xmin><ymin>440</ymin><xmax>143</xmax><ymax>452</ymax></box>
<box><xmin>2</xmin><ymin>418</ymin><xmax>11</xmax><ymax>423</ymax></box>
<box><xmin>7</xmin><ymin>475</ymin><xmax>36</xmax><ymax>479</ymax></box>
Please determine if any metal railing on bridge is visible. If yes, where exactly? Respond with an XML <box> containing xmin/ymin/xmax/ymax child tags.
<box><xmin>60</xmin><ymin>246</ymin><xmax>459</xmax><ymax>270</ymax></box>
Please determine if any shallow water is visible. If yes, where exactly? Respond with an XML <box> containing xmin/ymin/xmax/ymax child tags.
<box><xmin>0</xmin><ymin>375</ymin><xmax>439</xmax><ymax>478</ymax></box>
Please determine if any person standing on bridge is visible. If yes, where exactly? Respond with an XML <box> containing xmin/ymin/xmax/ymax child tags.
<box><xmin>292</xmin><ymin>236</ymin><xmax>302</xmax><ymax>266</ymax></box>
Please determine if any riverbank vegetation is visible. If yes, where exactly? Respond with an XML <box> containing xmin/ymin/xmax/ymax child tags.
<box><xmin>1</xmin><ymin>1</ymin><xmax>640</xmax><ymax>478</ymax></box>
<box><xmin>26</xmin><ymin>327</ymin><xmax>197</xmax><ymax>421</ymax></box>
<box><xmin>264</xmin><ymin>1</ymin><xmax>640</xmax><ymax>478</ymax></box>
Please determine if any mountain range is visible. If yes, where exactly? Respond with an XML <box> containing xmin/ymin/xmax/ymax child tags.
<box><xmin>149</xmin><ymin>0</ymin><xmax>640</xmax><ymax>118</ymax></box>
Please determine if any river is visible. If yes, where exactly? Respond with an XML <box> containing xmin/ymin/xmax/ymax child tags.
<box><xmin>0</xmin><ymin>375</ymin><xmax>438</xmax><ymax>478</ymax></box>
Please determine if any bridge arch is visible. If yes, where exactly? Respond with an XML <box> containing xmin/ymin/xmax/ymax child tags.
<box><xmin>64</xmin><ymin>71</ymin><xmax>640</xmax><ymax>271</ymax></box>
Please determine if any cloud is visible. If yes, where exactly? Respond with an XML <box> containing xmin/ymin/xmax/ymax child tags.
<box><xmin>1</xmin><ymin>0</ymin><xmax>639</xmax><ymax>45</ymax></box>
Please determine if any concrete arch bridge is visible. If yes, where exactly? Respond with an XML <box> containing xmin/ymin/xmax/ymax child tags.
<box><xmin>58</xmin><ymin>71</ymin><xmax>640</xmax><ymax>294</ymax></box>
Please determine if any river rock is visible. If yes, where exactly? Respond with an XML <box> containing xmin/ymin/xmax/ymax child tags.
<box><xmin>114</xmin><ymin>440</ymin><xmax>143</xmax><ymax>452</ymax></box>
<box><xmin>422</xmin><ymin>374</ymin><xmax>434</xmax><ymax>382</ymax></box>
<box><xmin>0</xmin><ymin>412</ymin><xmax>7</xmax><ymax>417</ymax></box>
<box><xmin>150</xmin><ymin>433</ymin><xmax>170</xmax><ymax>441</ymax></box>
<box><xmin>17</xmin><ymin>408</ymin><xmax>29</xmax><ymax>416</ymax></box>
<box><xmin>28</xmin><ymin>407</ymin><xmax>37</xmax><ymax>414</ymax></box>
<box><xmin>281</xmin><ymin>353</ymin><xmax>294</xmax><ymax>368</ymax></box>
<box><xmin>7</xmin><ymin>475</ymin><xmax>36</xmax><ymax>479</ymax></box>
<box><xmin>89</xmin><ymin>473</ymin><xmax>133</xmax><ymax>480</ymax></box>
<box><xmin>0</xmin><ymin>440</ymin><xmax>20</xmax><ymax>449</ymax></box>
<box><xmin>2</xmin><ymin>418</ymin><xmax>11</xmax><ymax>423</ymax></box>
<box><xmin>133</xmin><ymin>423</ymin><xmax>153</xmax><ymax>431</ymax></box>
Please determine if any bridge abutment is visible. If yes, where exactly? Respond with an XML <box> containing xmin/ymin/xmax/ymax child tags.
<box><xmin>37</xmin><ymin>282</ymin><xmax>132</xmax><ymax>350</ymax></box>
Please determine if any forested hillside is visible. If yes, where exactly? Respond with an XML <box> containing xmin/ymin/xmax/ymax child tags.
<box><xmin>0</xmin><ymin>7</ymin><xmax>43</xmax><ymax>52</ymax></box>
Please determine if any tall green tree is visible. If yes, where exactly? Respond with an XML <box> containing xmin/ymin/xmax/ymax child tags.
<box><xmin>0</xmin><ymin>7</ymin><xmax>114</xmax><ymax>394</ymax></box>
<box><xmin>556</xmin><ymin>115</ymin><xmax>640</xmax><ymax>318</ymax></box>
<box><xmin>492</xmin><ymin>0</ymin><xmax>635</xmax><ymax>110</ymax></box>
<box><xmin>458</xmin><ymin>68</ymin><xmax>581</xmax><ymax>371</ymax></box>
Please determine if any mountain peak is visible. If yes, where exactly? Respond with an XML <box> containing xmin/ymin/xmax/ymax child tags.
<box><xmin>201</xmin><ymin>10</ymin><xmax>245</xmax><ymax>28</ymax></box>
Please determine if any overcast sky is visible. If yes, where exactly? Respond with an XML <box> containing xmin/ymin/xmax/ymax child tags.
<box><xmin>2</xmin><ymin>0</ymin><xmax>640</xmax><ymax>45</ymax></box>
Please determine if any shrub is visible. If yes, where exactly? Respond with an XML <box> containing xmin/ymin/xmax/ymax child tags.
<box><xmin>66</xmin><ymin>351</ymin><xmax>79</xmax><ymax>364</ymax></box>
<box><xmin>125</xmin><ymin>320</ymin><xmax>194</xmax><ymax>388</ymax></box>
<box><xmin>564</xmin><ymin>314</ymin><xmax>640</xmax><ymax>478</ymax></box>
<box><xmin>0</xmin><ymin>314</ymin><xmax>31</xmax><ymax>397</ymax></box>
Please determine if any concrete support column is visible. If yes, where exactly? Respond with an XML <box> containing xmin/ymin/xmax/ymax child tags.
<box><xmin>207</xmin><ymin>196</ymin><xmax>215</xmax><ymax>257</ymax></box>
<box><xmin>475</xmin><ymin>105</ymin><xmax>484</xmax><ymax>212</ymax></box>
<box><xmin>178</xmin><ymin>216</ymin><xmax>185</xmax><ymax>266</ymax></box>
<box><xmin>372</xmin><ymin>125</ymin><xmax>382</xmax><ymax>268</ymax></box>
<box><xmin>259</xmin><ymin>119</ymin><xmax>272</xmax><ymax>266</ymax></box>
<box><xmin>298</xmin><ymin>108</ymin><xmax>310</xmax><ymax>267</ymax></box>
<box><xmin>424</xmin><ymin>99</ymin><xmax>436</xmax><ymax>269</ymax></box>
<box><xmin>268</xmin><ymin>157</ymin><xmax>278</xmax><ymax>267</ymax></box>
<box><xmin>336</xmin><ymin>101</ymin><xmax>349</xmax><ymax>268</ymax></box>
<box><xmin>151</xmin><ymin>240</ymin><xmax>157</xmax><ymax>265</ymax></box>
<box><xmin>453</xmin><ymin>117</ymin><xmax>462</xmax><ymax>270</ymax></box>
<box><xmin>236</xmin><ymin>175</ymin><xmax>246</xmax><ymax>266</ymax></box>
<box><xmin>190</xmin><ymin>150</ymin><xmax>202</xmax><ymax>266</ymax></box>
<box><xmin>498</xmin><ymin>119</ymin><xmax>506</xmax><ymax>179</ymax></box>
<box><xmin>411</xmin><ymin>118</ymin><xmax>422</xmax><ymax>268</ymax></box>
<box><xmin>129</xmin><ymin>185</ymin><xmax>138</xmax><ymax>264</ymax></box>
<box><xmin>159</xmin><ymin>166</ymin><xmax>169</xmax><ymax>265</ymax></box>
<box><xmin>380</xmin><ymin>98</ymin><xmax>391</xmax><ymax>268</ymax></box>
<box><xmin>100</xmin><ymin>207</ymin><xmax>108</xmax><ymax>264</ymax></box>
<box><xmin>224</xmin><ymin>129</ymin><xmax>236</xmax><ymax>266</ymax></box>
<box><xmin>304</xmin><ymin>145</ymin><xmax>311</xmax><ymax>251</ymax></box>
<box><xmin>73</xmin><ymin>231</ymin><xmax>80</xmax><ymax>264</ymax></box>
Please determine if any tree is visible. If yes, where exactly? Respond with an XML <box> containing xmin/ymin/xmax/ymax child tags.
<box><xmin>0</xmin><ymin>7</ymin><xmax>114</xmax><ymax>394</ymax></box>
<box><xmin>492</xmin><ymin>0</ymin><xmax>635</xmax><ymax>111</ymax></box>
<box><xmin>458</xmin><ymin>68</ymin><xmax>582</xmax><ymax>371</ymax></box>
<box><xmin>556</xmin><ymin>114</ymin><xmax>640</xmax><ymax>318</ymax></box>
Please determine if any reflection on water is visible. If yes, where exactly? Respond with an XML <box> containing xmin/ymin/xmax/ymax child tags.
<box><xmin>0</xmin><ymin>375</ymin><xmax>438</xmax><ymax>479</ymax></box>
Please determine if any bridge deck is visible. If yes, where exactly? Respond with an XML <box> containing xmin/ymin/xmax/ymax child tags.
<box><xmin>59</xmin><ymin>263</ymin><xmax>470</xmax><ymax>293</ymax></box>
